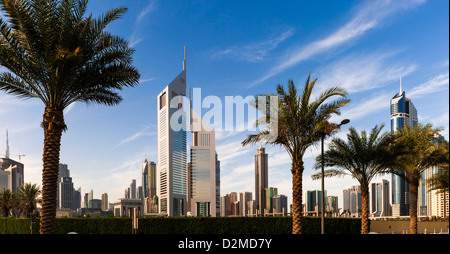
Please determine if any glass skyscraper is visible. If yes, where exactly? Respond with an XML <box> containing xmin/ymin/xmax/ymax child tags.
<box><xmin>390</xmin><ymin>78</ymin><xmax>418</xmax><ymax>216</ymax></box>
<box><xmin>157</xmin><ymin>47</ymin><xmax>187</xmax><ymax>216</ymax></box>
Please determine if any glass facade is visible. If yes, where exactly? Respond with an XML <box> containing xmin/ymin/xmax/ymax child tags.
<box><xmin>190</xmin><ymin>149</ymin><xmax>211</xmax><ymax>199</ymax></box>
<box><xmin>390</xmin><ymin>89</ymin><xmax>417</xmax><ymax>216</ymax></box>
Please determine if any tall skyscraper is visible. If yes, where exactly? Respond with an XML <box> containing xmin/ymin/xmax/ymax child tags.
<box><xmin>370</xmin><ymin>179</ymin><xmax>391</xmax><ymax>217</ymax></box>
<box><xmin>188</xmin><ymin>104</ymin><xmax>219</xmax><ymax>217</ymax></box>
<box><xmin>157</xmin><ymin>47</ymin><xmax>187</xmax><ymax>216</ymax></box>
<box><xmin>58</xmin><ymin>176</ymin><xmax>74</xmax><ymax>210</ymax></box>
<box><xmin>272</xmin><ymin>194</ymin><xmax>288</xmax><ymax>214</ymax></box>
<box><xmin>255</xmin><ymin>145</ymin><xmax>268</xmax><ymax>215</ymax></box>
<box><xmin>343</xmin><ymin>186</ymin><xmax>361</xmax><ymax>217</ymax></box>
<box><xmin>1</xmin><ymin>130</ymin><xmax>24</xmax><ymax>193</ymax></box>
<box><xmin>143</xmin><ymin>159</ymin><xmax>158</xmax><ymax>213</ymax></box>
<box><xmin>390</xmin><ymin>77</ymin><xmax>418</xmax><ymax>216</ymax></box>
<box><xmin>101</xmin><ymin>193</ymin><xmax>109</xmax><ymax>211</ymax></box>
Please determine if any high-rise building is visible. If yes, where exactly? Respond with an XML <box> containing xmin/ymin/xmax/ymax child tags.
<box><xmin>255</xmin><ymin>145</ymin><xmax>268</xmax><ymax>215</ymax></box>
<box><xmin>265</xmin><ymin>187</ymin><xmax>278</xmax><ymax>213</ymax></box>
<box><xmin>188</xmin><ymin>102</ymin><xmax>219</xmax><ymax>217</ymax></box>
<box><xmin>326</xmin><ymin>196</ymin><xmax>339</xmax><ymax>214</ymax></box>
<box><xmin>157</xmin><ymin>47</ymin><xmax>187</xmax><ymax>216</ymax></box>
<box><xmin>58</xmin><ymin>176</ymin><xmax>74</xmax><ymax>210</ymax></box>
<box><xmin>390</xmin><ymin>78</ymin><xmax>418</xmax><ymax>216</ymax></box>
<box><xmin>370</xmin><ymin>179</ymin><xmax>391</xmax><ymax>217</ymax></box>
<box><xmin>239</xmin><ymin>192</ymin><xmax>252</xmax><ymax>216</ymax></box>
<box><xmin>142</xmin><ymin>159</ymin><xmax>158</xmax><ymax>213</ymax></box>
<box><xmin>272</xmin><ymin>194</ymin><xmax>288</xmax><ymax>214</ymax></box>
<box><xmin>215</xmin><ymin>153</ymin><xmax>221</xmax><ymax>217</ymax></box>
<box><xmin>73</xmin><ymin>187</ymin><xmax>81</xmax><ymax>210</ymax></box>
<box><xmin>221</xmin><ymin>192</ymin><xmax>238</xmax><ymax>217</ymax></box>
<box><xmin>306</xmin><ymin>190</ymin><xmax>326</xmax><ymax>213</ymax></box>
<box><xmin>101</xmin><ymin>193</ymin><xmax>109</xmax><ymax>211</ymax></box>
<box><xmin>343</xmin><ymin>186</ymin><xmax>361</xmax><ymax>217</ymax></box>
<box><xmin>1</xmin><ymin>130</ymin><xmax>24</xmax><ymax>193</ymax></box>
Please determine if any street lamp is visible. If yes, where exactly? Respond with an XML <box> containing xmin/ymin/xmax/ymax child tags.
<box><xmin>321</xmin><ymin>119</ymin><xmax>350</xmax><ymax>234</ymax></box>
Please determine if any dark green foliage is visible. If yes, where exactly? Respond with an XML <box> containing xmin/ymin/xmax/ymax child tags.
<box><xmin>0</xmin><ymin>216</ymin><xmax>361</xmax><ymax>234</ymax></box>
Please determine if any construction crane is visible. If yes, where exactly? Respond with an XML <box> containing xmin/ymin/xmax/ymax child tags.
<box><xmin>16</xmin><ymin>154</ymin><xmax>26</xmax><ymax>162</ymax></box>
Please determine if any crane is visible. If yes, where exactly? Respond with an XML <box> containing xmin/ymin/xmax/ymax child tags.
<box><xmin>16</xmin><ymin>154</ymin><xmax>26</xmax><ymax>162</ymax></box>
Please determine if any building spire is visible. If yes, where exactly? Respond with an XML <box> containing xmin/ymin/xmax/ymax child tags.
<box><xmin>183</xmin><ymin>45</ymin><xmax>186</xmax><ymax>71</ymax></box>
<box><xmin>5</xmin><ymin>129</ymin><xmax>10</xmax><ymax>159</ymax></box>
<box><xmin>399</xmin><ymin>76</ymin><xmax>402</xmax><ymax>96</ymax></box>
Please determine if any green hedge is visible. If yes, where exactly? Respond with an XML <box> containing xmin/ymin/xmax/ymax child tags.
<box><xmin>0</xmin><ymin>216</ymin><xmax>361</xmax><ymax>234</ymax></box>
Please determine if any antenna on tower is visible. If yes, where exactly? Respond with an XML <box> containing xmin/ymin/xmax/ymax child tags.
<box><xmin>399</xmin><ymin>76</ymin><xmax>402</xmax><ymax>95</ymax></box>
<box><xmin>183</xmin><ymin>45</ymin><xmax>187</xmax><ymax>71</ymax></box>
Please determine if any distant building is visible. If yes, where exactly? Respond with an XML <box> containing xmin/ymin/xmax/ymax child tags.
<box><xmin>305</xmin><ymin>190</ymin><xmax>326</xmax><ymax>214</ymax></box>
<box><xmin>370</xmin><ymin>179</ymin><xmax>391</xmax><ymax>217</ymax></box>
<box><xmin>343</xmin><ymin>186</ymin><xmax>361</xmax><ymax>217</ymax></box>
<box><xmin>1</xmin><ymin>130</ymin><xmax>24</xmax><ymax>193</ymax></box>
<box><xmin>326</xmin><ymin>196</ymin><xmax>339</xmax><ymax>214</ymax></box>
<box><xmin>265</xmin><ymin>187</ymin><xmax>278</xmax><ymax>214</ymax></box>
<box><xmin>221</xmin><ymin>192</ymin><xmax>238</xmax><ymax>217</ymax></box>
<box><xmin>59</xmin><ymin>176</ymin><xmax>74</xmax><ymax>210</ymax></box>
<box><xmin>112</xmin><ymin>199</ymin><xmax>143</xmax><ymax>217</ymax></box>
<box><xmin>272</xmin><ymin>194</ymin><xmax>288</xmax><ymax>215</ymax></box>
<box><xmin>101</xmin><ymin>193</ymin><xmax>109</xmax><ymax>211</ymax></box>
<box><xmin>255</xmin><ymin>145</ymin><xmax>268</xmax><ymax>215</ymax></box>
<box><xmin>239</xmin><ymin>192</ymin><xmax>252</xmax><ymax>216</ymax></box>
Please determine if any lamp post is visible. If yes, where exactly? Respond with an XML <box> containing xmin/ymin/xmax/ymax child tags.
<box><xmin>321</xmin><ymin>119</ymin><xmax>350</xmax><ymax>234</ymax></box>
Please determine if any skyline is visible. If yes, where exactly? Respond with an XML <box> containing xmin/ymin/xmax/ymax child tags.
<box><xmin>0</xmin><ymin>0</ymin><xmax>448</xmax><ymax>209</ymax></box>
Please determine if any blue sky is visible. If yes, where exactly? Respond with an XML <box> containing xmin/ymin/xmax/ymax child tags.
<box><xmin>0</xmin><ymin>0</ymin><xmax>448</xmax><ymax>209</ymax></box>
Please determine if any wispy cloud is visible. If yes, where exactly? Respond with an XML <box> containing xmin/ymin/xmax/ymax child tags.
<box><xmin>408</xmin><ymin>72</ymin><xmax>449</xmax><ymax>99</ymax></box>
<box><xmin>316</xmin><ymin>50</ymin><xmax>418</xmax><ymax>94</ymax></box>
<box><xmin>114</xmin><ymin>127</ymin><xmax>156</xmax><ymax>148</ymax></box>
<box><xmin>249</xmin><ymin>0</ymin><xmax>426</xmax><ymax>87</ymax></box>
<box><xmin>129</xmin><ymin>1</ymin><xmax>156</xmax><ymax>48</ymax></box>
<box><xmin>212</xmin><ymin>29</ymin><xmax>295</xmax><ymax>62</ymax></box>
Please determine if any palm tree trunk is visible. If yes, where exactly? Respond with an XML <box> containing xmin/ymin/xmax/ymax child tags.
<box><xmin>360</xmin><ymin>184</ymin><xmax>370</xmax><ymax>234</ymax></box>
<box><xmin>292</xmin><ymin>160</ymin><xmax>304</xmax><ymax>234</ymax></box>
<box><xmin>39</xmin><ymin>107</ymin><xmax>65</xmax><ymax>234</ymax></box>
<box><xmin>409</xmin><ymin>176</ymin><xmax>419</xmax><ymax>234</ymax></box>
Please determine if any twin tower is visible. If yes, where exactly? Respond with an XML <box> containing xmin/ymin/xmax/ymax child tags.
<box><xmin>157</xmin><ymin>47</ymin><xmax>220</xmax><ymax>216</ymax></box>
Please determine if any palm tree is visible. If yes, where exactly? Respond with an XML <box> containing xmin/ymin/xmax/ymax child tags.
<box><xmin>242</xmin><ymin>73</ymin><xmax>350</xmax><ymax>234</ymax></box>
<box><xmin>0</xmin><ymin>189</ymin><xmax>14</xmax><ymax>217</ymax></box>
<box><xmin>19</xmin><ymin>183</ymin><xmax>41</xmax><ymax>217</ymax></box>
<box><xmin>391</xmin><ymin>123</ymin><xmax>448</xmax><ymax>233</ymax></box>
<box><xmin>0</xmin><ymin>0</ymin><xmax>140</xmax><ymax>233</ymax></box>
<box><xmin>311</xmin><ymin>124</ymin><xmax>395</xmax><ymax>234</ymax></box>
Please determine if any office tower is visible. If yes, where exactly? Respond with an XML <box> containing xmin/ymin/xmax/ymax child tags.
<box><xmin>272</xmin><ymin>194</ymin><xmax>288</xmax><ymax>214</ymax></box>
<box><xmin>306</xmin><ymin>190</ymin><xmax>326</xmax><ymax>213</ymax></box>
<box><xmin>419</xmin><ymin>133</ymin><xmax>445</xmax><ymax>216</ymax></box>
<box><xmin>390</xmin><ymin>78</ymin><xmax>418</xmax><ymax>216</ymax></box>
<box><xmin>240</xmin><ymin>192</ymin><xmax>252</xmax><ymax>216</ymax></box>
<box><xmin>88</xmin><ymin>190</ymin><xmax>94</xmax><ymax>208</ymax></box>
<box><xmin>265</xmin><ymin>187</ymin><xmax>278</xmax><ymax>213</ymax></box>
<box><xmin>58</xmin><ymin>176</ymin><xmax>74</xmax><ymax>210</ymax></box>
<box><xmin>143</xmin><ymin>160</ymin><xmax>158</xmax><ymax>213</ymax></box>
<box><xmin>102</xmin><ymin>193</ymin><xmax>109</xmax><ymax>211</ymax></box>
<box><xmin>255</xmin><ymin>145</ymin><xmax>268</xmax><ymax>215</ymax></box>
<box><xmin>215</xmin><ymin>153</ymin><xmax>221</xmax><ymax>217</ymax></box>
<box><xmin>343</xmin><ymin>186</ymin><xmax>361</xmax><ymax>217</ymax></box>
<box><xmin>142</xmin><ymin>159</ymin><xmax>149</xmax><ymax>198</ymax></box>
<box><xmin>158</xmin><ymin>47</ymin><xmax>187</xmax><ymax>216</ymax></box>
<box><xmin>0</xmin><ymin>130</ymin><xmax>24</xmax><ymax>193</ymax></box>
<box><xmin>222</xmin><ymin>192</ymin><xmax>238</xmax><ymax>216</ymax></box>
<box><xmin>370</xmin><ymin>179</ymin><xmax>391</xmax><ymax>217</ymax></box>
<box><xmin>188</xmin><ymin>103</ymin><xmax>219</xmax><ymax>217</ymax></box>
<box><xmin>57</xmin><ymin>163</ymin><xmax>70</xmax><ymax>208</ymax></box>
<box><xmin>83</xmin><ymin>193</ymin><xmax>89</xmax><ymax>208</ymax></box>
<box><xmin>73</xmin><ymin>187</ymin><xmax>81</xmax><ymax>210</ymax></box>
<box><xmin>326</xmin><ymin>196</ymin><xmax>339</xmax><ymax>214</ymax></box>
<box><xmin>130</xmin><ymin>179</ymin><xmax>136</xmax><ymax>199</ymax></box>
